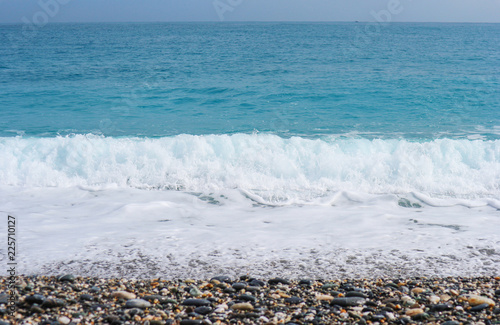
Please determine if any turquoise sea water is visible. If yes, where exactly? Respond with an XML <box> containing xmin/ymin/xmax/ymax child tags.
<box><xmin>1</xmin><ymin>22</ymin><xmax>499</xmax><ymax>139</ymax></box>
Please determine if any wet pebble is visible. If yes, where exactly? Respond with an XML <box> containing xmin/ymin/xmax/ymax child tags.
<box><xmin>181</xmin><ymin>298</ymin><xmax>211</xmax><ymax>306</ymax></box>
<box><xmin>125</xmin><ymin>299</ymin><xmax>151</xmax><ymax>309</ymax></box>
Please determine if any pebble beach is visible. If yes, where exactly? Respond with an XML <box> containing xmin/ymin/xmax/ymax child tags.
<box><xmin>1</xmin><ymin>275</ymin><xmax>499</xmax><ymax>324</ymax></box>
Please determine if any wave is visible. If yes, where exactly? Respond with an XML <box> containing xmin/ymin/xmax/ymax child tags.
<box><xmin>0</xmin><ymin>134</ymin><xmax>499</xmax><ymax>203</ymax></box>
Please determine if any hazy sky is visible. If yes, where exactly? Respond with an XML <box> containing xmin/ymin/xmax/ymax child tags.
<box><xmin>0</xmin><ymin>0</ymin><xmax>499</xmax><ymax>24</ymax></box>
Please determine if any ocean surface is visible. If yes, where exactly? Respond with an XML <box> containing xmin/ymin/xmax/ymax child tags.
<box><xmin>0</xmin><ymin>22</ymin><xmax>499</xmax><ymax>279</ymax></box>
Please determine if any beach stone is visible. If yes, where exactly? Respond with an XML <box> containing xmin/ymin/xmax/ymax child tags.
<box><xmin>428</xmin><ymin>295</ymin><xmax>440</xmax><ymax>304</ymax></box>
<box><xmin>411</xmin><ymin>287</ymin><xmax>425</xmax><ymax>294</ymax></box>
<box><xmin>248</xmin><ymin>279</ymin><xmax>265</xmax><ymax>287</ymax></box>
<box><xmin>441</xmin><ymin>322</ymin><xmax>460</xmax><ymax>325</ymax></box>
<box><xmin>321</xmin><ymin>283</ymin><xmax>338</xmax><ymax>290</ymax></box>
<box><xmin>331</xmin><ymin>297</ymin><xmax>366</xmax><ymax>307</ymax></box>
<box><xmin>238</xmin><ymin>294</ymin><xmax>256</xmax><ymax>302</ymax></box>
<box><xmin>316</xmin><ymin>294</ymin><xmax>334</xmax><ymax>301</ymax></box>
<box><xmin>181</xmin><ymin>299</ymin><xmax>211</xmax><ymax>307</ymax></box>
<box><xmin>25</xmin><ymin>294</ymin><xmax>46</xmax><ymax>305</ymax></box>
<box><xmin>189</xmin><ymin>286</ymin><xmax>202</xmax><ymax>297</ymax></box>
<box><xmin>211</xmin><ymin>276</ymin><xmax>231</xmax><ymax>283</ymax></box>
<box><xmin>111</xmin><ymin>291</ymin><xmax>136</xmax><ymax>300</ymax></box>
<box><xmin>284</xmin><ymin>297</ymin><xmax>303</xmax><ymax>304</ymax></box>
<box><xmin>194</xmin><ymin>306</ymin><xmax>212</xmax><ymax>315</ymax></box>
<box><xmin>79</xmin><ymin>294</ymin><xmax>94</xmax><ymax>301</ymax></box>
<box><xmin>0</xmin><ymin>294</ymin><xmax>7</xmax><ymax>304</ymax></box>
<box><xmin>41</xmin><ymin>298</ymin><xmax>66</xmax><ymax>308</ymax></box>
<box><xmin>58</xmin><ymin>274</ymin><xmax>75</xmax><ymax>282</ymax></box>
<box><xmin>245</xmin><ymin>286</ymin><xmax>260</xmax><ymax>292</ymax></box>
<box><xmin>470</xmin><ymin>303</ymin><xmax>490</xmax><ymax>312</ymax></box>
<box><xmin>231</xmin><ymin>302</ymin><xmax>254</xmax><ymax>311</ymax></box>
<box><xmin>58</xmin><ymin>316</ymin><xmax>71</xmax><ymax>325</ymax></box>
<box><xmin>268</xmin><ymin>278</ymin><xmax>290</xmax><ymax>285</ymax></box>
<box><xmin>346</xmin><ymin>291</ymin><xmax>368</xmax><ymax>298</ymax></box>
<box><xmin>494</xmin><ymin>307</ymin><xmax>500</xmax><ymax>314</ymax></box>
<box><xmin>30</xmin><ymin>306</ymin><xmax>45</xmax><ymax>314</ymax></box>
<box><xmin>232</xmin><ymin>282</ymin><xmax>247</xmax><ymax>290</ymax></box>
<box><xmin>125</xmin><ymin>299</ymin><xmax>151</xmax><ymax>309</ymax></box>
<box><xmin>468</xmin><ymin>295</ymin><xmax>495</xmax><ymax>307</ymax></box>
<box><xmin>180</xmin><ymin>321</ymin><xmax>203</xmax><ymax>325</ymax></box>
<box><xmin>495</xmin><ymin>289</ymin><xmax>500</xmax><ymax>296</ymax></box>
<box><xmin>299</xmin><ymin>279</ymin><xmax>313</xmax><ymax>286</ymax></box>
<box><xmin>406</xmin><ymin>308</ymin><xmax>424</xmax><ymax>317</ymax></box>
<box><xmin>430</xmin><ymin>303</ymin><xmax>453</xmax><ymax>312</ymax></box>
<box><xmin>89</xmin><ymin>286</ymin><xmax>101</xmax><ymax>293</ymax></box>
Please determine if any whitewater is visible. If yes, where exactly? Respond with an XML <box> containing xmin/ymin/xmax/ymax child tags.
<box><xmin>1</xmin><ymin>134</ymin><xmax>499</xmax><ymax>279</ymax></box>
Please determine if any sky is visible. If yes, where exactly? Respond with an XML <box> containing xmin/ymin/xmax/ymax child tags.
<box><xmin>0</xmin><ymin>0</ymin><xmax>499</xmax><ymax>24</ymax></box>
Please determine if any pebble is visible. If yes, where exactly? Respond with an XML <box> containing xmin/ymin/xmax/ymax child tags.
<box><xmin>181</xmin><ymin>298</ymin><xmax>211</xmax><ymax>306</ymax></box>
<box><xmin>230</xmin><ymin>302</ymin><xmax>254</xmax><ymax>311</ymax></box>
<box><xmin>58</xmin><ymin>274</ymin><xmax>75</xmax><ymax>282</ymax></box>
<box><xmin>470</xmin><ymin>303</ymin><xmax>490</xmax><ymax>312</ymax></box>
<box><xmin>331</xmin><ymin>297</ymin><xmax>366</xmax><ymax>307</ymax></box>
<box><xmin>468</xmin><ymin>295</ymin><xmax>495</xmax><ymax>307</ymax></box>
<box><xmin>284</xmin><ymin>296</ymin><xmax>303</xmax><ymax>304</ymax></box>
<box><xmin>406</xmin><ymin>308</ymin><xmax>424</xmax><ymax>316</ymax></box>
<box><xmin>232</xmin><ymin>282</ymin><xmax>247</xmax><ymax>290</ymax></box>
<box><xmin>111</xmin><ymin>290</ymin><xmax>136</xmax><ymax>300</ymax></box>
<box><xmin>25</xmin><ymin>294</ymin><xmax>46</xmax><ymax>304</ymax></box>
<box><xmin>268</xmin><ymin>277</ymin><xmax>290</xmax><ymax>285</ymax></box>
<box><xmin>1</xmin><ymin>275</ymin><xmax>499</xmax><ymax>324</ymax></box>
<box><xmin>125</xmin><ymin>299</ymin><xmax>151</xmax><ymax>309</ymax></box>
<box><xmin>57</xmin><ymin>316</ymin><xmax>71</xmax><ymax>324</ymax></box>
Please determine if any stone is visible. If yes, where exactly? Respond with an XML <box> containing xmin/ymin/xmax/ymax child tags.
<box><xmin>299</xmin><ymin>279</ymin><xmax>313</xmax><ymax>286</ymax></box>
<box><xmin>470</xmin><ymin>303</ymin><xmax>490</xmax><ymax>312</ymax></box>
<box><xmin>430</xmin><ymin>304</ymin><xmax>453</xmax><ymax>312</ymax></box>
<box><xmin>441</xmin><ymin>322</ymin><xmax>460</xmax><ymax>325</ymax></box>
<box><xmin>189</xmin><ymin>286</ymin><xmax>202</xmax><ymax>297</ymax></box>
<box><xmin>331</xmin><ymin>297</ymin><xmax>366</xmax><ymax>307</ymax></box>
<box><xmin>79</xmin><ymin>294</ymin><xmax>94</xmax><ymax>301</ymax></box>
<box><xmin>232</xmin><ymin>282</ymin><xmax>247</xmax><ymax>290</ymax></box>
<box><xmin>231</xmin><ymin>303</ymin><xmax>254</xmax><ymax>311</ymax></box>
<box><xmin>211</xmin><ymin>276</ymin><xmax>231</xmax><ymax>283</ymax></box>
<box><xmin>58</xmin><ymin>316</ymin><xmax>71</xmax><ymax>325</ymax></box>
<box><xmin>125</xmin><ymin>299</ymin><xmax>151</xmax><ymax>309</ymax></box>
<box><xmin>58</xmin><ymin>274</ymin><xmax>75</xmax><ymax>282</ymax></box>
<box><xmin>249</xmin><ymin>279</ymin><xmax>265</xmax><ymax>287</ymax></box>
<box><xmin>316</xmin><ymin>294</ymin><xmax>334</xmax><ymax>301</ymax></box>
<box><xmin>238</xmin><ymin>294</ymin><xmax>256</xmax><ymax>302</ymax></box>
<box><xmin>180</xmin><ymin>321</ymin><xmax>203</xmax><ymax>325</ymax></box>
<box><xmin>284</xmin><ymin>297</ymin><xmax>303</xmax><ymax>304</ymax></box>
<box><xmin>411</xmin><ymin>288</ymin><xmax>425</xmax><ymax>294</ymax></box>
<box><xmin>181</xmin><ymin>299</ymin><xmax>211</xmax><ymax>307</ymax></box>
<box><xmin>346</xmin><ymin>291</ymin><xmax>368</xmax><ymax>298</ymax></box>
<box><xmin>428</xmin><ymin>295</ymin><xmax>440</xmax><ymax>304</ymax></box>
<box><xmin>405</xmin><ymin>308</ymin><xmax>424</xmax><ymax>317</ymax></box>
<box><xmin>468</xmin><ymin>295</ymin><xmax>495</xmax><ymax>307</ymax></box>
<box><xmin>194</xmin><ymin>306</ymin><xmax>212</xmax><ymax>315</ymax></box>
<box><xmin>268</xmin><ymin>278</ymin><xmax>290</xmax><ymax>285</ymax></box>
<box><xmin>0</xmin><ymin>294</ymin><xmax>7</xmax><ymax>304</ymax></box>
<box><xmin>25</xmin><ymin>294</ymin><xmax>46</xmax><ymax>305</ymax></box>
<box><xmin>41</xmin><ymin>298</ymin><xmax>66</xmax><ymax>308</ymax></box>
<box><xmin>111</xmin><ymin>291</ymin><xmax>136</xmax><ymax>300</ymax></box>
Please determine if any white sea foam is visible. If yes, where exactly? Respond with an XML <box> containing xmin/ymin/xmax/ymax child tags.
<box><xmin>0</xmin><ymin>134</ymin><xmax>499</xmax><ymax>204</ymax></box>
<box><xmin>0</xmin><ymin>134</ymin><xmax>499</xmax><ymax>278</ymax></box>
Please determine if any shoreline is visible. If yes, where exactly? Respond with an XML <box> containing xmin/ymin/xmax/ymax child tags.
<box><xmin>1</xmin><ymin>275</ymin><xmax>499</xmax><ymax>324</ymax></box>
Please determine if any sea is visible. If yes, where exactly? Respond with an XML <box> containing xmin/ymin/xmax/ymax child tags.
<box><xmin>0</xmin><ymin>22</ymin><xmax>499</xmax><ymax>279</ymax></box>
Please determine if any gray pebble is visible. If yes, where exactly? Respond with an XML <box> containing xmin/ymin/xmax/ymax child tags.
<box><xmin>331</xmin><ymin>297</ymin><xmax>366</xmax><ymax>307</ymax></box>
<box><xmin>181</xmin><ymin>298</ymin><xmax>211</xmax><ymax>306</ymax></box>
<box><xmin>125</xmin><ymin>299</ymin><xmax>151</xmax><ymax>309</ymax></box>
